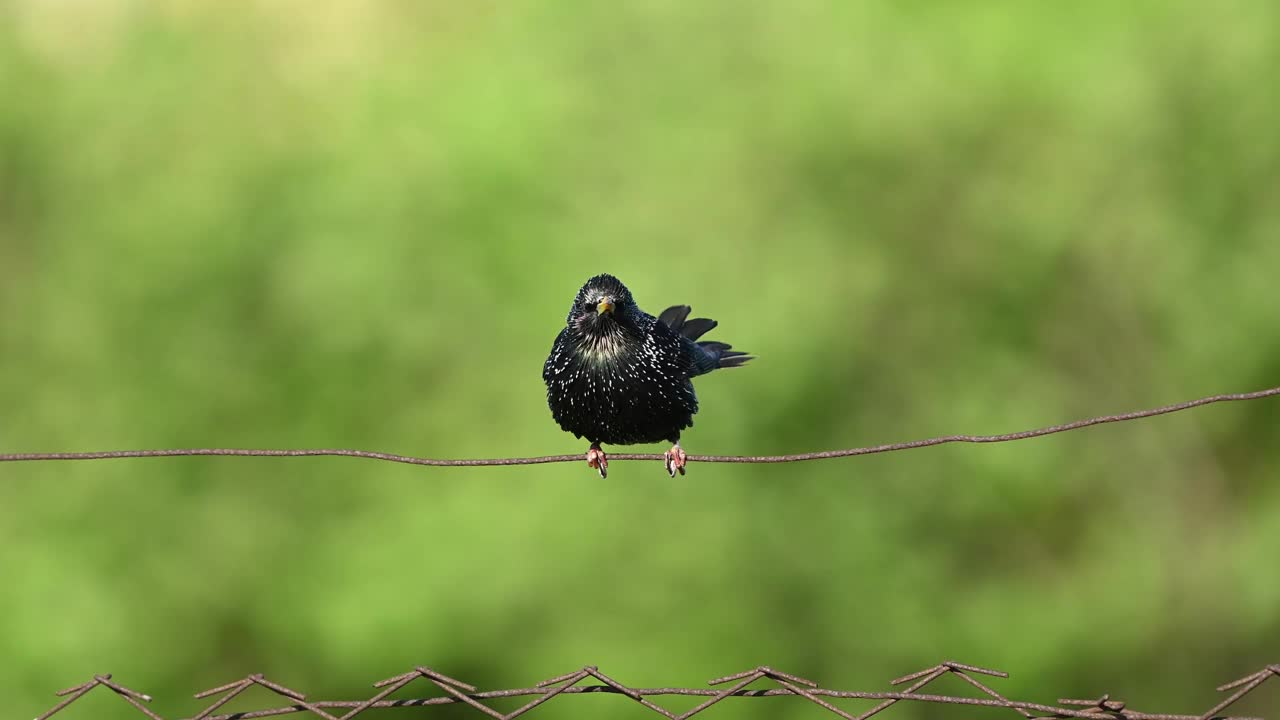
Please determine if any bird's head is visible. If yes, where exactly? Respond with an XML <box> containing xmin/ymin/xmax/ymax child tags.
<box><xmin>566</xmin><ymin>273</ymin><xmax>638</xmax><ymax>339</ymax></box>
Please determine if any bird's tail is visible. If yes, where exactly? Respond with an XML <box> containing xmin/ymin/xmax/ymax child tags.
<box><xmin>697</xmin><ymin>341</ymin><xmax>754</xmax><ymax>369</ymax></box>
<box><xmin>658</xmin><ymin>305</ymin><xmax>754</xmax><ymax>371</ymax></box>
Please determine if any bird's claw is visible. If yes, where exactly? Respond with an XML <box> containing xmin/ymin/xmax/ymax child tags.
<box><xmin>587</xmin><ymin>445</ymin><xmax>608</xmax><ymax>479</ymax></box>
<box><xmin>664</xmin><ymin>445</ymin><xmax>687</xmax><ymax>477</ymax></box>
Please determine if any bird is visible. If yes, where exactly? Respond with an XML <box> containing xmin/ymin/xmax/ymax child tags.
<box><xmin>543</xmin><ymin>273</ymin><xmax>753</xmax><ymax>478</ymax></box>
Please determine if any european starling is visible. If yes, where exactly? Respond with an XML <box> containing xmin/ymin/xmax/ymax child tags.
<box><xmin>543</xmin><ymin>273</ymin><xmax>753</xmax><ymax>477</ymax></box>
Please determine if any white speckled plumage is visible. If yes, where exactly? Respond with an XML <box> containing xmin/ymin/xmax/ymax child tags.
<box><xmin>543</xmin><ymin>274</ymin><xmax>751</xmax><ymax>450</ymax></box>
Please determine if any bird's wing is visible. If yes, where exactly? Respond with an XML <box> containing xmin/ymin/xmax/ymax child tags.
<box><xmin>678</xmin><ymin>318</ymin><xmax>718</xmax><ymax>341</ymax></box>
<box><xmin>657</xmin><ymin>305</ymin><xmax>719</xmax><ymax>341</ymax></box>
<box><xmin>542</xmin><ymin>327</ymin><xmax>575</xmax><ymax>382</ymax></box>
<box><xmin>642</xmin><ymin>315</ymin><xmax>714</xmax><ymax>376</ymax></box>
<box><xmin>656</xmin><ymin>305</ymin><xmax>691</xmax><ymax>330</ymax></box>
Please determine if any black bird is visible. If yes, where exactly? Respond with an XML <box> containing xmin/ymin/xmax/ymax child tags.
<box><xmin>543</xmin><ymin>273</ymin><xmax>752</xmax><ymax>477</ymax></box>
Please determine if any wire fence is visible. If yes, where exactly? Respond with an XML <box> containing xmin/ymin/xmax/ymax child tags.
<box><xmin>15</xmin><ymin>391</ymin><xmax>1280</xmax><ymax>719</ymax></box>
<box><xmin>34</xmin><ymin>659</ymin><xmax>1279</xmax><ymax>720</ymax></box>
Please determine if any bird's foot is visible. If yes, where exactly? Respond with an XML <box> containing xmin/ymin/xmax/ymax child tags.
<box><xmin>664</xmin><ymin>443</ymin><xmax>687</xmax><ymax>477</ymax></box>
<box><xmin>587</xmin><ymin>443</ymin><xmax>608</xmax><ymax>479</ymax></box>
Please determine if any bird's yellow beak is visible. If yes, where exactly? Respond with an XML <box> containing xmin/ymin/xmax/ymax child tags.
<box><xmin>597</xmin><ymin>297</ymin><xmax>614</xmax><ymax>315</ymax></box>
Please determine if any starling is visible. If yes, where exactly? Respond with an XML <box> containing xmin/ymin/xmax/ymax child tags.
<box><xmin>543</xmin><ymin>273</ymin><xmax>752</xmax><ymax>477</ymax></box>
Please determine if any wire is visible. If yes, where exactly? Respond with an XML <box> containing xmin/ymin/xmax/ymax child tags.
<box><xmin>34</xmin><ymin>661</ymin><xmax>1278</xmax><ymax>720</ymax></box>
<box><xmin>2</xmin><ymin>386</ymin><xmax>1277</xmax><ymax>468</ymax></box>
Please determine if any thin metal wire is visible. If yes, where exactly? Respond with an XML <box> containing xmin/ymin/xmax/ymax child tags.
<box><xmin>2</xmin><ymin>386</ymin><xmax>1277</xmax><ymax>468</ymax></box>
<box><xmin>30</xmin><ymin>660</ymin><xmax>1280</xmax><ymax>720</ymax></box>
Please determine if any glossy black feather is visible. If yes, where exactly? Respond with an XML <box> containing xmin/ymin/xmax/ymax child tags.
<box><xmin>678</xmin><ymin>317</ymin><xmax>718</xmax><ymax>341</ymax></box>
<box><xmin>543</xmin><ymin>274</ymin><xmax>752</xmax><ymax>446</ymax></box>
<box><xmin>657</xmin><ymin>305</ymin><xmax>691</xmax><ymax>330</ymax></box>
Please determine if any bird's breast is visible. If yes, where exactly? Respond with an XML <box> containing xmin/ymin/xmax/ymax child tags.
<box><xmin>544</xmin><ymin>349</ymin><xmax>697</xmax><ymax>446</ymax></box>
<box><xmin>576</xmin><ymin>332</ymin><xmax>629</xmax><ymax>367</ymax></box>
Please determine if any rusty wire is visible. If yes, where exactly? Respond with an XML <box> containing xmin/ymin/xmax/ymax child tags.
<box><xmin>2</xmin><ymin>386</ymin><xmax>1278</xmax><ymax>469</ymax></box>
<box><xmin>33</xmin><ymin>660</ymin><xmax>1280</xmax><ymax>720</ymax></box>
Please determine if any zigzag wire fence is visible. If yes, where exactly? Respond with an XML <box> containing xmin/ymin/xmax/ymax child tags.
<box><xmin>34</xmin><ymin>660</ymin><xmax>1280</xmax><ymax>720</ymax></box>
<box><xmin>16</xmin><ymin>393</ymin><xmax>1280</xmax><ymax>719</ymax></box>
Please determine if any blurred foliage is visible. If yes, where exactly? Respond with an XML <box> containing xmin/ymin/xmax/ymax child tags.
<box><xmin>2</xmin><ymin>1</ymin><xmax>1279</xmax><ymax>718</ymax></box>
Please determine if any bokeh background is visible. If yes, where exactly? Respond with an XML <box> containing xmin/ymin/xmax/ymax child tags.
<box><xmin>3</xmin><ymin>2</ymin><xmax>1279</xmax><ymax>718</ymax></box>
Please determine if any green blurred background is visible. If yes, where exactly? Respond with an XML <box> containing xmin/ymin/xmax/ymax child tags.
<box><xmin>2</xmin><ymin>1</ymin><xmax>1279</xmax><ymax>718</ymax></box>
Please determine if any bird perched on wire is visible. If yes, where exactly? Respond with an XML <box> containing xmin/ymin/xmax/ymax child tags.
<box><xmin>543</xmin><ymin>273</ymin><xmax>753</xmax><ymax>478</ymax></box>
